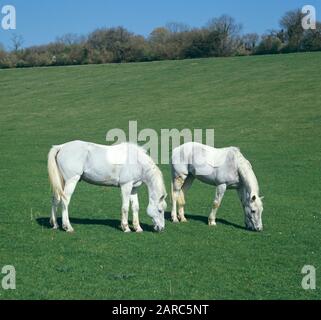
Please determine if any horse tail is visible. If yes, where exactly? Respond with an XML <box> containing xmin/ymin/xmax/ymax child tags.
<box><xmin>48</xmin><ymin>145</ymin><xmax>65</xmax><ymax>201</ymax></box>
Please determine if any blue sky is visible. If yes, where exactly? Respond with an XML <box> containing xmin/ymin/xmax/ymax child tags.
<box><xmin>0</xmin><ymin>0</ymin><xmax>320</xmax><ymax>49</ymax></box>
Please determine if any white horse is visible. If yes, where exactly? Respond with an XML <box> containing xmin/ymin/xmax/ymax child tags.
<box><xmin>48</xmin><ymin>141</ymin><xmax>167</xmax><ymax>233</ymax></box>
<box><xmin>171</xmin><ymin>142</ymin><xmax>264</xmax><ymax>231</ymax></box>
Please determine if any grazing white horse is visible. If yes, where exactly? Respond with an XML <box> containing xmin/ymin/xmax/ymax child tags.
<box><xmin>171</xmin><ymin>142</ymin><xmax>264</xmax><ymax>231</ymax></box>
<box><xmin>48</xmin><ymin>141</ymin><xmax>167</xmax><ymax>233</ymax></box>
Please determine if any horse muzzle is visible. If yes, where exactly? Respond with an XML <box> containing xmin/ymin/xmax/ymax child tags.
<box><xmin>247</xmin><ymin>224</ymin><xmax>263</xmax><ymax>232</ymax></box>
<box><xmin>154</xmin><ymin>225</ymin><xmax>165</xmax><ymax>233</ymax></box>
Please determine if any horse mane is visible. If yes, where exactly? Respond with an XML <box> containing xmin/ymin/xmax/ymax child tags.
<box><xmin>130</xmin><ymin>142</ymin><xmax>148</xmax><ymax>153</ymax></box>
<box><xmin>147</xmin><ymin>160</ymin><xmax>166</xmax><ymax>194</ymax></box>
<box><xmin>114</xmin><ymin>142</ymin><xmax>165</xmax><ymax>198</ymax></box>
<box><xmin>153</xmin><ymin>165</ymin><xmax>166</xmax><ymax>194</ymax></box>
<box><xmin>140</xmin><ymin>148</ymin><xmax>166</xmax><ymax>197</ymax></box>
<box><xmin>236</xmin><ymin>149</ymin><xmax>259</xmax><ymax>196</ymax></box>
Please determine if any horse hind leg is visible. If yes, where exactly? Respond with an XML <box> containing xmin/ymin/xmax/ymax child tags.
<box><xmin>178</xmin><ymin>175</ymin><xmax>194</xmax><ymax>223</ymax></box>
<box><xmin>50</xmin><ymin>195</ymin><xmax>60</xmax><ymax>230</ymax></box>
<box><xmin>61</xmin><ymin>175</ymin><xmax>80</xmax><ymax>233</ymax></box>
<box><xmin>120</xmin><ymin>183</ymin><xmax>133</xmax><ymax>233</ymax></box>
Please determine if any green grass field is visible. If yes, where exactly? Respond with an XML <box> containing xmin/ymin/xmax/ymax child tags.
<box><xmin>0</xmin><ymin>52</ymin><xmax>320</xmax><ymax>300</ymax></box>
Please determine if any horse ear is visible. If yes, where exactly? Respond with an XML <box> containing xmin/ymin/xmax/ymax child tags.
<box><xmin>260</xmin><ymin>196</ymin><xmax>265</xmax><ymax>201</ymax></box>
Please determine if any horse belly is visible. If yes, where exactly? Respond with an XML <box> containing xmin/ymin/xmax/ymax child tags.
<box><xmin>83</xmin><ymin>148</ymin><xmax>122</xmax><ymax>187</ymax></box>
<box><xmin>196</xmin><ymin>174</ymin><xmax>218</xmax><ymax>186</ymax></box>
<box><xmin>194</xmin><ymin>165</ymin><xmax>219</xmax><ymax>186</ymax></box>
<box><xmin>81</xmin><ymin>170</ymin><xmax>120</xmax><ymax>187</ymax></box>
<box><xmin>195</xmin><ymin>165</ymin><xmax>238</xmax><ymax>187</ymax></box>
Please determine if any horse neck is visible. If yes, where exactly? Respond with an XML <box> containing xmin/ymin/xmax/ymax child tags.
<box><xmin>142</xmin><ymin>161</ymin><xmax>164</xmax><ymax>204</ymax></box>
<box><xmin>238</xmin><ymin>155</ymin><xmax>259</xmax><ymax>197</ymax></box>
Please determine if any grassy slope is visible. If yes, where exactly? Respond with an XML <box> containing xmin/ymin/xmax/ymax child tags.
<box><xmin>0</xmin><ymin>53</ymin><xmax>320</xmax><ymax>300</ymax></box>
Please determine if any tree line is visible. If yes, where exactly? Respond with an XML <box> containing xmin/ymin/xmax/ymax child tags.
<box><xmin>0</xmin><ymin>9</ymin><xmax>320</xmax><ymax>69</ymax></box>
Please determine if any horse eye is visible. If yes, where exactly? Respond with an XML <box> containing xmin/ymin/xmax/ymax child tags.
<box><xmin>251</xmin><ymin>210</ymin><xmax>256</xmax><ymax>214</ymax></box>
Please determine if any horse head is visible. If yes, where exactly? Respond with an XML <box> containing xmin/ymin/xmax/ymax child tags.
<box><xmin>243</xmin><ymin>192</ymin><xmax>264</xmax><ymax>232</ymax></box>
<box><xmin>147</xmin><ymin>194</ymin><xmax>167</xmax><ymax>232</ymax></box>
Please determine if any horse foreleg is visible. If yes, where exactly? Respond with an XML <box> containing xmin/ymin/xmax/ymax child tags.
<box><xmin>121</xmin><ymin>183</ymin><xmax>133</xmax><ymax>233</ymax></box>
<box><xmin>130</xmin><ymin>190</ymin><xmax>143</xmax><ymax>233</ymax></box>
<box><xmin>61</xmin><ymin>175</ymin><xmax>80</xmax><ymax>233</ymax></box>
<box><xmin>209</xmin><ymin>184</ymin><xmax>227</xmax><ymax>227</ymax></box>
<box><xmin>50</xmin><ymin>195</ymin><xmax>60</xmax><ymax>230</ymax></box>
<box><xmin>171</xmin><ymin>180</ymin><xmax>179</xmax><ymax>223</ymax></box>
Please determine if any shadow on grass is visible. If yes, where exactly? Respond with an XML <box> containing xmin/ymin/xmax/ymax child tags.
<box><xmin>164</xmin><ymin>211</ymin><xmax>172</xmax><ymax>221</ymax></box>
<box><xmin>36</xmin><ymin>217</ymin><xmax>154</xmax><ymax>232</ymax></box>
<box><xmin>165</xmin><ymin>211</ymin><xmax>246</xmax><ymax>231</ymax></box>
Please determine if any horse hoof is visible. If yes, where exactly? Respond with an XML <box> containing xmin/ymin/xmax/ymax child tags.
<box><xmin>122</xmin><ymin>226</ymin><xmax>131</xmax><ymax>233</ymax></box>
<box><xmin>121</xmin><ymin>224</ymin><xmax>131</xmax><ymax>233</ymax></box>
<box><xmin>63</xmin><ymin>225</ymin><xmax>74</xmax><ymax>233</ymax></box>
<box><xmin>172</xmin><ymin>218</ymin><xmax>179</xmax><ymax>223</ymax></box>
<box><xmin>52</xmin><ymin>225</ymin><xmax>59</xmax><ymax>230</ymax></box>
<box><xmin>135</xmin><ymin>228</ymin><xmax>143</xmax><ymax>233</ymax></box>
<box><xmin>208</xmin><ymin>221</ymin><xmax>217</xmax><ymax>227</ymax></box>
<box><xmin>180</xmin><ymin>218</ymin><xmax>188</xmax><ymax>223</ymax></box>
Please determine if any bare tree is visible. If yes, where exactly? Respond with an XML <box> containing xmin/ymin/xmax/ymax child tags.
<box><xmin>242</xmin><ymin>33</ymin><xmax>259</xmax><ymax>51</ymax></box>
<box><xmin>256</xmin><ymin>32</ymin><xmax>283</xmax><ymax>55</ymax></box>
<box><xmin>56</xmin><ymin>33</ymin><xmax>86</xmax><ymax>46</ymax></box>
<box><xmin>166</xmin><ymin>22</ymin><xmax>190</xmax><ymax>34</ymax></box>
<box><xmin>280</xmin><ymin>9</ymin><xmax>304</xmax><ymax>50</ymax></box>
<box><xmin>205</xmin><ymin>15</ymin><xmax>242</xmax><ymax>56</ymax></box>
<box><xmin>149</xmin><ymin>27</ymin><xmax>171</xmax><ymax>44</ymax></box>
<box><xmin>11</xmin><ymin>34</ymin><xmax>24</xmax><ymax>52</ymax></box>
<box><xmin>87</xmin><ymin>27</ymin><xmax>135</xmax><ymax>62</ymax></box>
<box><xmin>0</xmin><ymin>42</ymin><xmax>7</xmax><ymax>66</ymax></box>
<box><xmin>301</xmin><ymin>22</ymin><xmax>321</xmax><ymax>51</ymax></box>
<box><xmin>206</xmin><ymin>15</ymin><xmax>242</xmax><ymax>37</ymax></box>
